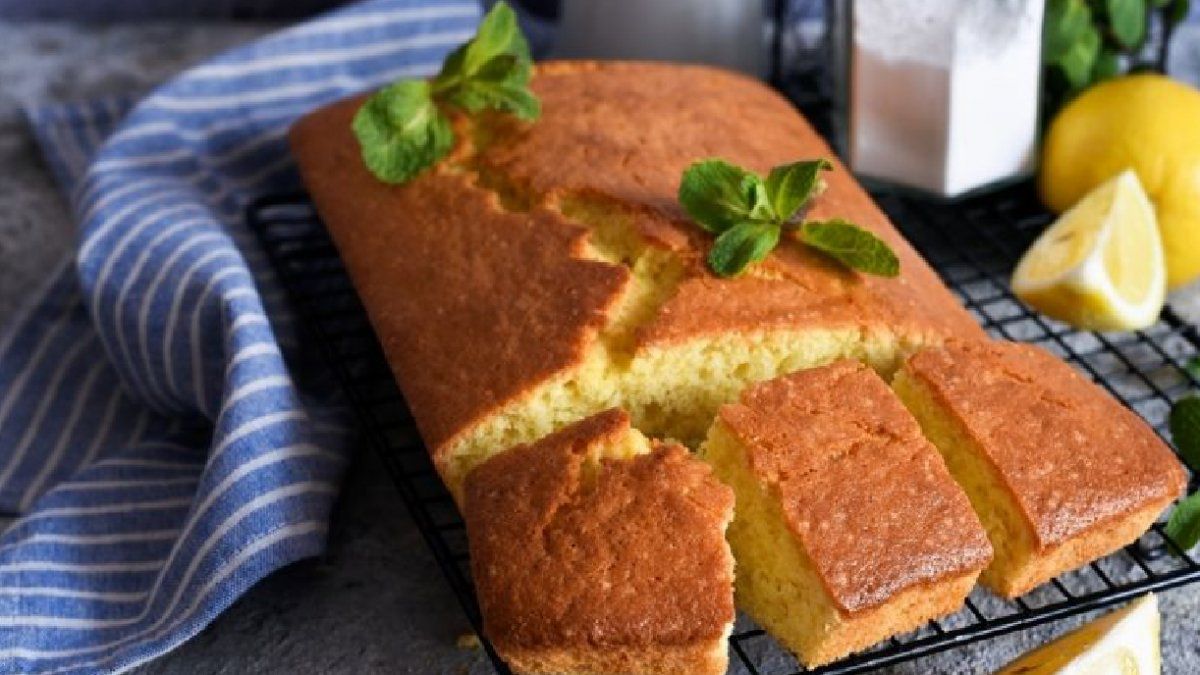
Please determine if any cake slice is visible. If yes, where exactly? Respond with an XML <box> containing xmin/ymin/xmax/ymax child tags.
<box><xmin>463</xmin><ymin>409</ymin><xmax>735</xmax><ymax>675</ymax></box>
<box><xmin>701</xmin><ymin>360</ymin><xmax>992</xmax><ymax>667</ymax></box>
<box><xmin>893</xmin><ymin>340</ymin><xmax>1187</xmax><ymax>598</ymax></box>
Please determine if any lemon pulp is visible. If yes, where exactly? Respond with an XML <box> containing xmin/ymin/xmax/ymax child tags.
<box><xmin>995</xmin><ymin>594</ymin><xmax>1160</xmax><ymax>675</ymax></box>
<box><xmin>1013</xmin><ymin>170</ymin><xmax>1165</xmax><ymax>331</ymax></box>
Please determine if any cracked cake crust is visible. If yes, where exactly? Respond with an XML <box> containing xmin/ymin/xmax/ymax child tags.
<box><xmin>289</xmin><ymin>61</ymin><xmax>984</xmax><ymax>493</ymax></box>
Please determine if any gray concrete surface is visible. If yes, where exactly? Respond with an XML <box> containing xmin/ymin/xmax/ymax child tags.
<box><xmin>0</xmin><ymin>20</ymin><xmax>1198</xmax><ymax>675</ymax></box>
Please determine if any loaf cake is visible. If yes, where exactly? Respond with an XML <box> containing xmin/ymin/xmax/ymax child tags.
<box><xmin>700</xmin><ymin>360</ymin><xmax>992</xmax><ymax>666</ymax></box>
<box><xmin>893</xmin><ymin>340</ymin><xmax>1187</xmax><ymax>598</ymax></box>
<box><xmin>289</xmin><ymin>61</ymin><xmax>983</xmax><ymax>498</ymax></box>
<box><xmin>463</xmin><ymin>408</ymin><xmax>735</xmax><ymax>675</ymax></box>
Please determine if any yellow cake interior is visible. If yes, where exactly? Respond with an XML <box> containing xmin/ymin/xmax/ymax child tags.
<box><xmin>437</xmin><ymin>198</ymin><xmax>924</xmax><ymax>495</ymax></box>
<box><xmin>892</xmin><ymin>369</ymin><xmax>1035</xmax><ymax>596</ymax></box>
<box><xmin>428</xmin><ymin>122</ymin><xmax>946</xmax><ymax>496</ymax></box>
<box><xmin>699</xmin><ymin>415</ymin><xmax>981</xmax><ymax>666</ymax></box>
<box><xmin>699</xmin><ymin>420</ymin><xmax>839</xmax><ymax>662</ymax></box>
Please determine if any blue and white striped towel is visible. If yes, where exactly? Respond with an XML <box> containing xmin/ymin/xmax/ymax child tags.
<box><xmin>1</xmin><ymin>1</ymin><xmax>481</xmax><ymax>672</ymax></box>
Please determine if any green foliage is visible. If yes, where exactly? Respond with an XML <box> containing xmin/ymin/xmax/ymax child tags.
<box><xmin>799</xmin><ymin>219</ymin><xmax>900</xmax><ymax>277</ymax></box>
<box><xmin>1171</xmin><ymin>396</ymin><xmax>1200</xmax><ymax>469</ymax></box>
<box><xmin>352</xmin><ymin>1</ymin><xmax>539</xmax><ymax>184</ymax></box>
<box><xmin>1164</xmin><ymin>394</ymin><xmax>1200</xmax><ymax>555</ymax></box>
<box><xmin>1043</xmin><ymin>0</ymin><xmax>1189</xmax><ymax>116</ymax></box>
<box><xmin>679</xmin><ymin>158</ymin><xmax>899</xmax><ymax>278</ymax></box>
<box><xmin>1166</xmin><ymin>490</ymin><xmax>1200</xmax><ymax>553</ymax></box>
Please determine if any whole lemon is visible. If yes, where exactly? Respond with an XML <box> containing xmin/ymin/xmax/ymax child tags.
<box><xmin>1040</xmin><ymin>74</ymin><xmax>1200</xmax><ymax>289</ymax></box>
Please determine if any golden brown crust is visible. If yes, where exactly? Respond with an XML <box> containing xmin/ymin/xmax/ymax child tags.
<box><xmin>718</xmin><ymin>360</ymin><xmax>992</xmax><ymax>614</ymax></box>
<box><xmin>289</xmin><ymin>99</ymin><xmax>629</xmax><ymax>451</ymax></box>
<box><xmin>289</xmin><ymin>61</ymin><xmax>981</xmax><ymax>465</ymax></box>
<box><xmin>478</xmin><ymin>61</ymin><xmax>981</xmax><ymax>347</ymax></box>
<box><xmin>900</xmin><ymin>340</ymin><xmax>1187</xmax><ymax>552</ymax></box>
<box><xmin>463</xmin><ymin>409</ymin><xmax>735</xmax><ymax>674</ymax></box>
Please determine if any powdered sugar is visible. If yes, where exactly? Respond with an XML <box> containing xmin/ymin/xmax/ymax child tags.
<box><xmin>848</xmin><ymin>0</ymin><xmax>1044</xmax><ymax>197</ymax></box>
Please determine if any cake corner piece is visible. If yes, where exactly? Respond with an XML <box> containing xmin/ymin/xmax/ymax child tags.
<box><xmin>893</xmin><ymin>339</ymin><xmax>1187</xmax><ymax>598</ymax></box>
<box><xmin>463</xmin><ymin>408</ymin><xmax>735</xmax><ymax>675</ymax></box>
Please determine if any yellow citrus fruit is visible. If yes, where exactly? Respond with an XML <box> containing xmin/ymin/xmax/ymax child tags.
<box><xmin>994</xmin><ymin>594</ymin><xmax>1160</xmax><ymax>674</ymax></box>
<box><xmin>1040</xmin><ymin>73</ymin><xmax>1200</xmax><ymax>289</ymax></box>
<box><xmin>1014</xmin><ymin>170</ymin><xmax>1166</xmax><ymax>331</ymax></box>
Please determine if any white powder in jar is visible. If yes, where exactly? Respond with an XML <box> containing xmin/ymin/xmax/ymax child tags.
<box><xmin>849</xmin><ymin>0</ymin><xmax>1044</xmax><ymax>197</ymax></box>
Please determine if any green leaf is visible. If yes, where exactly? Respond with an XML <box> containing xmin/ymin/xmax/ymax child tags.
<box><xmin>434</xmin><ymin>2</ymin><xmax>532</xmax><ymax>91</ymax></box>
<box><xmin>437</xmin><ymin>43</ymin><xmax>470</xmax><ymax>89</ymax></box>
<box><xmin>352</xmin><ymin>80</ymin><xmax>454</xmax><ymax>184</ymax></box>
<box><xmin>1166</xmin><ymin>491</ymin><xmax>1200</xmax><ymax>554</ymax></box>
<box><xmin>799</xmin><ymin>219</ymin><xmax>900</xmax><ymax>277</ymax></box>
<box><xmin>1092</xmin><ymin>47</ymin><xmax>1122</xmax><ymax>81</ymax></box>
<box><xmin>707</xmin><ymin>221</ymin><xmax>781</xmax><ymax>277</ymax></box>
<box><xmin>461</xmin><ymin>0</ymin><xmax>524</xmax><ymax>76</ymax></box>
<box><xmin>1107</xmin><ymin>0</ymin><xmax>1147</xmax><ymax>48</ymax></box>
<box><xmin>447</xmin><ymin>80</ymin><xmax>541</xmax><ymax>120</ymax></box>
<box><xmin>1186</xmin><ymin>355</ymin><xmax>1200</xmax><ymax>380</ymax></box>
<box><xmin>1045</xmin><ymin>0</ymin><xmax>1093</xmax><ymax>62</ymax></box>
<box><xmin>354</xmin><ymin>0</ymin><xmax>541</xmax><ymax>185</ymax></box>
<box><xmin>764</xmin><ymin>159</ymin><xmax>832</xmax><ymax>223</ymax></box>
<box><xmin>1168</xmin><ymin>0</ymin><xmax>1191</xmax><ymax>24</ymax></box>
<box><xmin>1056</xmin><ymin>23</ymin><xmax>1102</xmax><ymax>90</ymax></box>
<box><xmin>474</xmin><ymin>54</ymin><xmax>524</xmax><ymax>82</ymax></box>
<box><xmin>679</xmin><ymin>159</ymin><xmax>772</xmax><ymax>234</ymax></box>
<box><xmin>1171</xmin><ymin>397</ymin><xmax>1200</xmax><ymax>469</ymax></box>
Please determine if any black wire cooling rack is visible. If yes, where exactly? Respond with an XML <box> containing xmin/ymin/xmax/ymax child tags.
<box><xmin>248</xmin><ymin>176</ymin><xmax>1200</xmax><ymax>674</ymax></box>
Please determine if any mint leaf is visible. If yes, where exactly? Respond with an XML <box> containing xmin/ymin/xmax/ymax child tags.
<box><xmin>1166</xmin><ymin>491</ymin><xmax>1200</xmax><ymax>553</ymax></box>
<box><xmin>473</xmin><ymin>54</ymin><xmax>525</xmax><ymax>82</ymax></box>
<box><xmin>765</xmin><ymin>159</ymin><xmax>831</xmax><ymax>223</ymax></box>
<box><xmin>435</xmin><ymin>2</ymin><xmax>532</xmax><ymax>92</ymax></box>
<box><xmin>354</xmin><ymin>1</ymin><xmax>539</xmax><ymax>185</ymax></box>
<box><xmin>1171</xmin><ymin>396</ymin><xmax>1200</xmax><ymax>469</ymax></box>
<box><xmin>1186</xmin><ymin>355</ymin><xmax>1200</xmax><ymax>380</ymax></box>
<box><xmin>708</xmin><ymin>221</ymin><xmax>780</xmax><ymax>277</ymax></box>
<box><xmin>1107</xmin><ymin>0</ymin><xmax>1147</xmax><ymax>49</ymax></box>
<box><xmin>448</xmin><ymin>80</ymin><xmax>540</xmax><ymax>120</ymax></box>
<box><xmin>679</xmin><ymin>159</ymin><xmax>772</xmax><ymax>234</ymax></box>
<box><xmin>799</xmin><ymin>219</ymin><xmax>900</xmax><ymax>277</ymax></box>
<box><xmin>1057</xmin><ymin>24</ymin><xmax>1101</xmax><ymax>90</ymax></box>
<box><xmin>445</xmin><ymin>1</ymin><xmax>527</xmax><ymax>80</ymax></box>
<box><xmin>679</xmin><ymin>158</ymin><xmax>901</xmax><ymax>278</ymax></box>
<box><xmin>1092</xmin><ymin>47</ymin><xmax>1122</xmax><ymax>82</ymax></box>
<box><xmin>1045</xmin><ymin>0</ymin><xmax>1093</xmax><ymax>62</ymax></box>
<box><xmin>1168</xmin><ymin>0</ymin><xmax>1191</xmax><ymax>25</ymax></box>
<box><xmin>352</xmin><ymin>80</ymin><xmax>453</xmax><ymax>184</ymax></box>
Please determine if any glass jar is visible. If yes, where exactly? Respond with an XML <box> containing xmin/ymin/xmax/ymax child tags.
<box><xmin>554</xmin><ymin>0</ymin><xmax>767</xmax><ymax>77</ymax></box>
<box><xmin>828</xmin><ymin>0</ymin><xmax>1045</xmax><ymax>198</ymax></box>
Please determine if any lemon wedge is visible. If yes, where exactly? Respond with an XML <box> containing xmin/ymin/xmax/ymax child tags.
<box><xmin>995</xmin><ymin>594</ymin><xmax>1161</xmax><ymax>675</ymax></box>
<box><xmin>1014</xmin><ymin>170</ymin><xmax>1166</xmax><ymax>331</ymax></box>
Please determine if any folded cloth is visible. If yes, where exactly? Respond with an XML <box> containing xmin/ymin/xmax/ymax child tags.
<box><xmin>0</xmin><ymin>1</ymin><xmax>480</xmax><ymax>672</ymax></box>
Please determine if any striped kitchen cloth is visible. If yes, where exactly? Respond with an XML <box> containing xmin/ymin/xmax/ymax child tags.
<box><xmin>0</xmin><ymin>0</ymin><xmax>481</xmax><ymax>672</ymax></box>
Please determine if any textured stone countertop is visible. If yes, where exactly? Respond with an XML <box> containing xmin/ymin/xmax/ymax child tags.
<box><xmin>1</xmin><ymin>20</ymin><xmax>1199</xmax><ymax>675</ymax></box>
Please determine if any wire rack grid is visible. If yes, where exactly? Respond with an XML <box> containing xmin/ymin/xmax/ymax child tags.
<box><xmin>247</xmin><ymin>178</ymin><xmax>1200</xmax><ymax>675</ymax></box>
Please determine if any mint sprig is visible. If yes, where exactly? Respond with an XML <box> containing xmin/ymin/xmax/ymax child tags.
<box><xmin>352</xmin><ymin>1</ymin><xmax>539</xmax><ymax>184</ymax></box>
<box><xmin>1166</xmin><ymin>491</ymin><xmax>1200</xmax><ymax>553</ymax></box>
<box><xmin>678</xmin><ymin>158</ymin><xmax>900</xmax><ymax>278</ymax></box>
<box><xmin>800</xmin><ymin>219</ymin><xmax>901</xmax><ymax>277</ymax></box>
<box><xmin>1170</xmin><ymin>396</ymin><xmax>1200</xmax><ymax>469</ymax></box>
<box><xmin>1043</xmin><ymin>0</ymin><xmax>1189</xmax><ymax>115</ymax></box>
<box><xmin>1165</xmin><ymin>395</ymin><xmax>1200</xmax><ymax>553</ymax></box>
